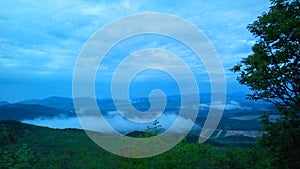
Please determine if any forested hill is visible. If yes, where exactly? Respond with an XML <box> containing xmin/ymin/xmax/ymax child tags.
<box><xmin>1</xmin><ymin>120</ymin><xmax>268</xmax><ymax>169</ymax></box>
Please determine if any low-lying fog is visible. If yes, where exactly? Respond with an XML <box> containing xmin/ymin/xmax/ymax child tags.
<box><xmin>20</xmin><ymin>100</ymin><xmax>270</xmax><ymax>134</ymax></box>
<box><xmin>22</xmin><ymin>111</ymin><xmax>201</xmax><ymax>134</ymax></box>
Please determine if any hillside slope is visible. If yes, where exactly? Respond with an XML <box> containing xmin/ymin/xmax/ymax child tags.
<box><xmin>0</xmin><ymin>120</ymin><xmax>262</xmax><ymax>169</ymax></box>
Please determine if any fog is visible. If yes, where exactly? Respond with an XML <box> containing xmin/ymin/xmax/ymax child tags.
<box><xmin>22</xmin><ymin>111</ymin><xmax>200</xmax><ymax>134</ymax></box>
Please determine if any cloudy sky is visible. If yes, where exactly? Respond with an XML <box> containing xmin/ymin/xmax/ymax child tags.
<box><xmin>0</xmin><ymin>0</ymin><xmax>270</xmax><ymax>102</ymax></box>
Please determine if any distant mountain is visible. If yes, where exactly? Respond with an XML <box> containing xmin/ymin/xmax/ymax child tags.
<box><xmin>20</xmin><ymin>96</ymin><xmax>74</xmax><ymax>111</ymax></box>
<box><xmin>0</xmin><ymin>103</ymin><xmax>66</xmax><ymax>121</ymax></box>
<box><xmin>17</xmin><ymin>94</ymin><xmax>276</xmax><ymax>115</ymax></box>
<box><xmin>0</xmin><ymin>94</ymin><xmax>277</xmax><ymax>124</ymax></box>
<box><xmin>20</xmin><ymin>96</ymin><xmax>118</xmax><ymax>113</ymax></box>
<box><xmin>0</xmin><ymin>101</ymin><xmax>9</xmax><ymax>106</ymax></box>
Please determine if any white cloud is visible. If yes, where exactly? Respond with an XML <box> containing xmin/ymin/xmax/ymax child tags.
<box><xmin>22</xmin><ymin>111</ymin><xmax>200</xmax><ymax>134</ymax></box>
<box><xmin>0</xmin><ymin>0</ymin><xmax>270</xmax><ymax>101</ymax></box>
<box><xmin>200</xmin><ymin>100</ymin><xmax>251</xmax><ymax>110</ymax></box>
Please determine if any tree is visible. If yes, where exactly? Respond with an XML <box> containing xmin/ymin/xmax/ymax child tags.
<box><xmin>145</xmin><ymin>120</ymin><xmax>164</xmax><ymax>136</ymax></box>
<box><xmin>231</xmin><ymin>0</ymin><xmax>300</xmax><ymax>168</ymax></box>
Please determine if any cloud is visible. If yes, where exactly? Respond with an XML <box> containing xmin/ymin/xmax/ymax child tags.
<box><xmin>1</xmin><ymin>0</ymin><xmax>270</xmax><ymax>101</ymax></box>
<box><xmin>22</xmin><ymin>110</ymin><xmax>200</xmax><ymax>134</ymax></box>
<box><xmin>0</xmin><ymin>0</ymin><xmax>141</xmax><ymax>78</ymax></box>
<box><xmin>0</xmin><ymin>0</ymin><xmax>269</xmax><ymax>76</ymax></box>
<box><xmin>200</xmin><ymin>100</ymin><xmax>251</xmax><ymax>110</ymax></box>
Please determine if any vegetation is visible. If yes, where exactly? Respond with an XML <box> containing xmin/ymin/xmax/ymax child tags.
<box><xmin>0</xmin><ymin>120</ymin><xmax>268</xmax><ymax>169</ymax></box>
<box><xmin>232</xmin><ymin>0</ymin><xmax>300</xmax><ymax>168</ymax></box>
<box><xmin>145</xmin><ymin>120</ymin><xmax>164</xmax><ymax>136</ymax></box>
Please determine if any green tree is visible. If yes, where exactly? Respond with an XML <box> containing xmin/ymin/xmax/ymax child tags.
<box><xmin>0</xmin><ymin>144</ymin><xmax>34</xmax><ymax>169</ymax></box>
<box><xmin>231</xmin><ymin>0</ymin><xmax>300</xmax><ymax>168</ymax></box>
<box><xmin>145</xmin><ymin>120</ymin><xmax>164</xmax><ymax>136</ymax></box>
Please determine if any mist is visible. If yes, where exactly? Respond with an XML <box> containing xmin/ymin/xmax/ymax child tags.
<box><xmin>22</xmin><ymin>110</ymin><xmax>200</xmax><ymax>134</ymax></box>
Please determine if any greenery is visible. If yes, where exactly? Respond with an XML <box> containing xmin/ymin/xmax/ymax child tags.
<box><xmin>145</xmin><ymin>120</ymin><xmax>164</xmax><ymax>136</ymax></box>
<box><xmin>0</xmin><ymin>120</ymin><xmax>269</xmax><ymax>169</ymax></box>
<box><xmin>231</xmin><ymin>0</ymin><xmax>300</xmax><ymax>168</ymax></box>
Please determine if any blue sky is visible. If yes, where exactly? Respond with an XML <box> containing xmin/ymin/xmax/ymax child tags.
<box><xmin>0</xmin><ymin>0</ymin><xmax>270</xmax><ymax>102</ymax></box>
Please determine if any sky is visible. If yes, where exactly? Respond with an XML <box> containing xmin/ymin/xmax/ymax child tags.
<box><xmin>0</xmin><ymin>0</ymin><xmax>271</xmax><ymax>102</ymax></box>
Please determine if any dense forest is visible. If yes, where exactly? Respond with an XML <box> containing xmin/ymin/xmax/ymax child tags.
<box><xmin>0</xmin><ymin>120</ymin><xmax>269</xmax><ymax>169</ymax></box>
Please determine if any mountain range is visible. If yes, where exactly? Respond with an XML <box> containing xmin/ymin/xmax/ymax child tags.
<box><xmin>0</xmin><ymin>94</ymin><xmax>279</xmax><ymax>141</ymax></box>
<box><xmin>0</xmin><ymin>94</ymin><xmax>277</xmax><ymax>121</ymax></box>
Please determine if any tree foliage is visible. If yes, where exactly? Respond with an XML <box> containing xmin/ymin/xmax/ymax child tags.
<box><xmin>232</xmin><ymin>0</ymin><xmax>300</xmax><ymax>107</ymax></box>
<box><xmin>231</xmin><ymin>0</ymin><xmax>300</xmax><ymax>168</ymax></box>
<box><xmin>145</xmin><ymin>120</ymin><xmax>164</xmax><ymax>136</ymax></box>
<box><xmin>1</xmin><ymin>120</ymin><xmax>267</xmax><ymax>169</ymax></box>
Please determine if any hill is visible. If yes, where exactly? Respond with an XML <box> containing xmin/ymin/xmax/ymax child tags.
<box><xmin>0</xmin><ymin>103</ymin><xmax>66</xmax><ymax>121</ymax></box>
<box><xmin>20</xmin><ymin>96</ymin><xmax>74</xmax><ymax>112</ymax></box>
<box><xmin>0</xmin><ymin>120</ymin><xmax>264</xmax><ymax>169</ymax></box>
